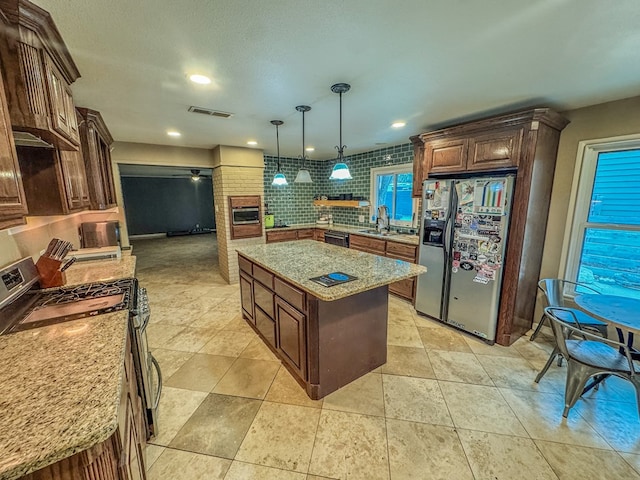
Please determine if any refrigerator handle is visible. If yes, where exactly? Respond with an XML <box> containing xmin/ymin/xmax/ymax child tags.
<box><xmin>443</xmin><ymin>182</ymin><xmax>456</xmax><ymax>261</ymax></box>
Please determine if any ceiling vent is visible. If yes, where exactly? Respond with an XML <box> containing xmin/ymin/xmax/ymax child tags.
<box><xmin>188</xmin><ymin>106</ymin><xmax>233</xmax><ymax>118</ymax></box>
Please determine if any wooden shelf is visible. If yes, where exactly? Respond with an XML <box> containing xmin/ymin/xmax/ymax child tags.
<box><xmin>313</xmin><ymin>200</ymin><xmax>370</xmax><ymax>208</ymax></box>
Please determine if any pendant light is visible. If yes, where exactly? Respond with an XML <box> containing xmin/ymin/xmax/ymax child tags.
<box><xmin>329</xmin><ymin>83</ymin><xmax>352</xmax><ymax>180</ymax></box>
<box><xmin>294</xmin><ymin>105</ymin><xmax>313</xmax><ymax>183</ymax></box>
<box><xmin>190</xmin><ymin>169</ymin><xmax>201</xmax><ymax>181</ymax></box>
<box><xmin>270</xmin><ymin>120</ymin><xmax>287</xmax><ymax>186</ymax></box>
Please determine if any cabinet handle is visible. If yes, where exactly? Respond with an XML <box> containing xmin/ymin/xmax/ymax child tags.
<box><xmin>150</xmin><ymin>354</ymin><xmax>163</xmax><ymax>410</ymax></box>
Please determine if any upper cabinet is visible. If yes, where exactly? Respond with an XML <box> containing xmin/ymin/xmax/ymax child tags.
<box><xmin>0</xmin><ymin>0</ymin><xmax>81</xmax><ymax>150</ymax></box>
<box><xmin>0</xmin><ymin>45</ymin><xmax>27</xmax><ymax>229</ymax></box>
<box><xmin>411</xmin><ymin>109</ymin><xmax>568</xmax><ymax>196</ymax></box>
<box><xmin>77</xmin><ymin>107</ymin><xmax>117</xmax><ymax>210</ymax></box>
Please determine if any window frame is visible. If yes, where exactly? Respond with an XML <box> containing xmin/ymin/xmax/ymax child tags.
<box><xmin>561</xmin><ymin>134</ymin><xmax>640</xmax><ymax>297</ymax></box>
<box><xmin>369</xmin><ymin>163</ymin><xmax>418</xmax><ymax>228</ymax></box>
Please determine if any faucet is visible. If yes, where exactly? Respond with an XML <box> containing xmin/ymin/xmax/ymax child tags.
<box><xmin>376</xmin><ymin>205</ymin><xmax>390</xmax><ymax>233</ymax></box>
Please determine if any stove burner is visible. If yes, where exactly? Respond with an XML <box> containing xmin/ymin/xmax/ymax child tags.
<box><xmin>36</xmin><ymin>279</ymin><xmax>136</xmax><ymax>309</ymax></box>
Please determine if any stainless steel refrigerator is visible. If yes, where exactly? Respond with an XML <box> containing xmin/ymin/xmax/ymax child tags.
<box><xmin>415</xmin><ymin>174</ymin><xmax>515</xmax><ymax>342</ymax></box>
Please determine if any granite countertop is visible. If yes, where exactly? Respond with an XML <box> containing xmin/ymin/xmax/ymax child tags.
<box><xmin>64</xmin><ymin>255</ymin><xmax>137</xmax><ymax>286</ymax></box>
<box><xmin>237</xmin><ymin>240</ymin><xmax>426</xmax><ymax>301</ymax></box>
<box><xmin>266</xmin><ymin>223</ymin><xmax>420</xmax><ymax>246</ymax></box>
<box><xmin>0</xmin><ymin>312</ymin><xmax>129</xmax><ymax>480</ymax></box>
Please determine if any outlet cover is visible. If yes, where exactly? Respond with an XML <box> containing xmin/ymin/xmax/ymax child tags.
<box><xmin>358</xmin><ymin>214</ymin><xmax>365</xmax><ymax>223</ymax></box>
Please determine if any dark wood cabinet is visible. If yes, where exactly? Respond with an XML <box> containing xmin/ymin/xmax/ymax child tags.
<box><xmin>425</xmin><ymin>138</ymin><xmax>467</xmax><ymax>174</ymax></box>
<box><xmin>0</xmin><ymin>0</ymin><xmax>81</xmax><ymax>150</ymax></box>
<box><xmin>275</xmin><ymin>297</ymin><xmax>307</xmax><ymax>380</ymax></box>
<box><xmin>59</xmin><ymin>148</ymin><xmax>90</xmax><ymax>211</ymax></box>
<box><xmin>239</xmin><ymin>272</ymin><xmax>254</xmax><ymax>322</ymax></box>
<box><xmin>314</xmin><ymin>229</ymin><xmax>325</xmax><ymax>242</ymax></box>
<box><xmin>238</xmin><ymin>253</ymin><xmax>389</xmax><ymax>400</ymax></box>
<box><xmin>467</xmin><ymin>127</ymin><xmax>523</xmax><ymax>171</ymax></box>
<box><xmin>0</xmin><ymin>55</ymin><xmax>27</xmax><ymax>229</ymax></box>
<box><xmin>229</xmin><ymin>195</ymin><xmax>262</xmax><ymax>239</ymax></box>
<box><xmin>297</xmin><ymin>228</ymin><xmax>314</xmax><ymax>239</ymax></box>
<box><xmin>77</xmin><ymin>108</ymin><xmax>117</xmax><ymax>210</ymax></box>
<box><xmin>411</xmin><ymin>108</ymin><xmax>569</xmax><ymax>345</ymax></box>
<box><xmin>350</xmin><ymin>235</ymin><xmax>418</xmax><ymax>302</ymax></box>
<box><xmin>349</xmin><ymin>234</ymin><xmax>386</xmax><ymax>255</ymax></box>
<box><xmin>265</xmin><ymin>229</ymin><xmax>297</xmax><ymax>243</ymax></box>
<box><xmin>17</xmin><ymin>145</ymin><xmax>89</xmax><ymax>215</ymax></box>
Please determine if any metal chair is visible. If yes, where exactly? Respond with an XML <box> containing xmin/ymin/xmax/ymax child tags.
<box><xmin>533</xmin><ymin>279</ymin><xmax>608</xmax><ymax>384</ymax></box>
<box><xmin>531</xmin><ymin>279</ymin><xmax>608</xmax><ymax>341</ymax></box>
<box><xmin>544</xmin><ymin>307</ymin><xmax>640</xmax><ymax>418</ymax></box>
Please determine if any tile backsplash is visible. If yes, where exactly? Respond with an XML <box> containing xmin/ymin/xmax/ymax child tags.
<box><xmin>264</xmin><ymin>143</ymin><xmax>415</xmax><ymax>227</ymax></box>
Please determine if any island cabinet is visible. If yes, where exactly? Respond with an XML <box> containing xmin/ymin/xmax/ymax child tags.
<box><xmin>77</xmin><ymin>108</ymin><xmax>117</xmax><ymax>210</ymax></box>
<box><xmin>237</xmin><ymin>248</ymin><xmax>401</xmax><ymax>400</ymax></box>
<box><xmin>0</xmin><ymin>0</ymin><xmax>81</xmax><ymax>150</ymax></box>
<box><xmin>0</xmin><ymin>54</ymin><xmax>27</xmax><ymax>229</ymax></box>
<box><xmin>411</xmin><ymin>108</ymin><xmax>569</xmax><ymax>345</ymax></box>
<box><xmin>349</xmin><ymin>234</ymin><xmax>419</xmax><ymax>302</ymax></box>
<box><xmin>22</xmin><ymin>335</ymin><xmax>147</xmax><ymax>480</ymax></box>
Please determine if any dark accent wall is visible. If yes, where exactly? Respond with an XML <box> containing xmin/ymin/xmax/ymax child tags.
<box><xmin>122</xmin><ymin>177</ymin><xmax>215</xmax><ymax>235</ymax></box>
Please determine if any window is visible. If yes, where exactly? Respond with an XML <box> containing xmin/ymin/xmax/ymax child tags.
<box><xmin>564</xmin><ymin>138</ymin><xmax>640</xmax><ymax>300</ymax></box>
<box><xmin>369</xmin><ymin>164</ymin><xmax>417</xmax><ymax>227</ymax></box>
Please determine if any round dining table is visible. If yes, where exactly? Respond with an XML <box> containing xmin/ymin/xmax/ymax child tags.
<box><xmin>575</xmin><ymin>294</ymin><xmax>640</xmax><ymax>336</ymax></box>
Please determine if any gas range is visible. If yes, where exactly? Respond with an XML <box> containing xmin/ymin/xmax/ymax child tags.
<box><xmin>0</xmin><ymin>257</ymin><xmax>137</xmax><ymax>335</ymax></box>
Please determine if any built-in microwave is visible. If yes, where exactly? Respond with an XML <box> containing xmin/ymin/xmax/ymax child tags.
<box><xmin>232</xmin><ymin>207</ymin><xmax>260</xmax><ymax>225</ymax></box>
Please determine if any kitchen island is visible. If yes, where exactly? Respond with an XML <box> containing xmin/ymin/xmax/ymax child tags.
<box><xmin>236</xmin><ymin>240</ymin><xmax>426</xmax><ymax>399</ymax></box>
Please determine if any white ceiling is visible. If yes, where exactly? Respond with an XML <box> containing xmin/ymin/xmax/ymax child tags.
<box><xmin>36</xmin><ymin>0</ymin><xmax>640</xmax><ymax>159</ymax></box>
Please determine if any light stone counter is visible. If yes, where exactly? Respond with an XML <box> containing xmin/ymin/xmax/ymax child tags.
<box><xmin>266</xmin><ymin>223</ymin><xmax>420</xmax><ymax>245</ymax></box>
<box><xmin>237</xmin><ymin>240</ymin><xmax>425</xmax><ymax>302</ymax></box>
<box><xmin>0</xmin><ymin>312</ymin><xmax>129</xmax><ymax>480</ymax></box>
<box><xmin>64</xmin><ymin>255</ymin><xmax>137</xmax><ymax>286</ymax></box>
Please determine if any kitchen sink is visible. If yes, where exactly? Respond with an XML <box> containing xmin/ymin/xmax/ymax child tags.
<box><xmin>358</xmin><ymin>229</ymin><xmax>399</xmax><ymax>236</ymax></box>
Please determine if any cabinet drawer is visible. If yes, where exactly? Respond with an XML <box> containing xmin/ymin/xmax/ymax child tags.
<box><xmin>266</xmin><ymin>230</ymin><xmax>297</xmax><ymax>243</ymax></box>
<box><xmin>314</xmin><ymin>229</ymin><xmax>325</xmax><ymax>241</ymax></box>
<box><xmin>389</xmin><ymin>277</ymin><xmax>415</xmax><ymax>301</ymax></box>
<box><xmin>232</xmin><ymin>223</ymin><xmax>262</xmax><ymax>239</ymax></box>
<box><xmin>297</xmin><ymin>228</ymin><xmax>315</xmax><ymax>239</ymax></box>
<box><xmin>386</xmin><ymin>241</ymin><xmax>417</xmax><ymax>262</ymax></box>
<box><xmin>255</xmin><ymin>306</ymin><xmax>276</xmax><ymax>348</ymax></box>
<box><xmin>238</xmin><ymin>255</ymin><xmax>252</xmax><ymax>274</ymax></box>
<box><xmin>467</xmin><ymin>127</ymin><xmax>523</xmax><ymax>170</ymax></box>
<box><xmin>349</xmin><ymin>234</ymin><xmax>386</xmax><ymax>254</ymax></box>
<box><xmin>253</xmin><ymin>264</ymin><xmax>274</xmax><ymax>289</ymax></box>
<box><xmin>254</xmin><ymin>280</ymin><xmax>274</xmax><ymax>318</ymax></box>
<box><xmin>274</xmin><ymin>277</ymin><xmax>306</xmax><ymax>312</ymax></box>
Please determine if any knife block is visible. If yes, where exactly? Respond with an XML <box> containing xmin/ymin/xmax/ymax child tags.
<box><xmin>35</xmin><ymin>256</ymin><xmax>66</xmax><ymax>288</ymax></box>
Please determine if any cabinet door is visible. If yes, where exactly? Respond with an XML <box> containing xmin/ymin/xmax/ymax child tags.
<box><xmin>266</xmin><ymin>230</ymin><xmax>297</xmax><ymax>243</ymax></box>
<box><xmin>349</xmin><ymin>234</ymin><xmax>386</xmax><ymax>255</ymax></box>
<box><xmin>0</xmin><ymin>75</ymin><xmax>28</xmax><ymax>228</ymax></box>
<box><xmin>275</xmin><ymin>298</ymin><xmax>307</xmax><ymax>380</ymax></box>
<box><xmin>240</xmin><ymin>272</ymin><xmax>254</xmax><ymax>322</ymax></box>
<box><xmin>467</xmin><ymin>127</ymin><xmax>523</xmax><ymax>171</ymax></box>
<box><xmin>59</xmin><ymin>149</ymin><xmax>90</xmax><ymax>211</ymax></box>
<box><xmin>424</xmin><ymin>138</ymin><xmax>467</xmax><ymax>174</ymax></box>
<box><xmin>45</xmin><ymin>57</ymin><xmax>80</xmax><ymax>146</ymax></box>
<box><xmin>314</xmin><ymin>229</ymin><xmax>325</xmax><ymax>242</ymax></box>
<box><xmin>297</xmin><ymin>228</ymin><xmax>314</xmax><ymax>239</ymax></box>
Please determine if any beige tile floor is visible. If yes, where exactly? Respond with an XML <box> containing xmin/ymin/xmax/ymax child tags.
<box><xmin>134</xmin><ymin>235</ymin><xmax>640</xmax><ymax>480</ymax></box>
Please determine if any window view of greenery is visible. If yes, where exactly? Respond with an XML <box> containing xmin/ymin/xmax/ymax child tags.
<box><xmin>375</xmin><ymin>172</ymin><xmax>414</xmax><ymax>225</ymax></box>
<box><xmin>577</xmin><ymin>149</ymin><xmax>640</xmax><ymax>299</ymax></box>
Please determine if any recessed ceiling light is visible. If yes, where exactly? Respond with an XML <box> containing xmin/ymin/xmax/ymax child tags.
<box><xmin>189</xmin><ymin>74</ymin><xmax>211</xmax><ymax>85</ymax></box>
<box><xmin>247</xmin><ymin>140</ymin><xmax>258</xmax><ymax>146</ymax></box>
<box><xmin>167</xmin><ymin>131</ymin><xmax>181</xmax><ymax>137</ymax></box>
<box><xmin>391</xmin><ymin>121</ymin><xmax>406</xmax><ymax>128</ymax></box>
<box><xmin>305</xmin><ymin>147</ymin><xmax>315</xmax><ymax>152</ymax></box>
